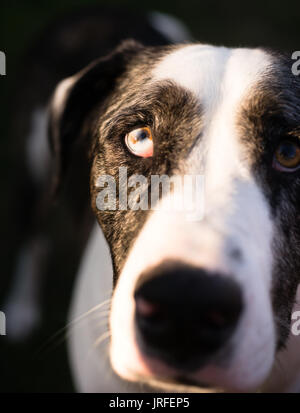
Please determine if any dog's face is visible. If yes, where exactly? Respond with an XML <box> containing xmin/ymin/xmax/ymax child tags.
<box><xmin>50</xmin><ymin>41</ymin><xmax>300</xmax><ymax>391</ymax></box>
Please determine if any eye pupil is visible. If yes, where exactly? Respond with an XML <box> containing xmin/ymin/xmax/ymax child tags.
<box><xmin>274</xmin><ymin>140</ymin><xmax>300</xmax><ymax>171</ymax></box>
<box><xmin>278</xmin><ymin>143</ymin><xmax>296</xmax><ymax>160</ymax></box>
<box><xmin>136</xmin><ymin>130</ymin><xmax>148</xmax><ymax>141</ymax></box>
<box><xmin>125</xmin><ymin>127</ymin><xmax>153</xmax><ymax>158</ymax></box>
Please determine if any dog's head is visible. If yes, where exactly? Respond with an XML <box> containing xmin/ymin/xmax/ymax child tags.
<box><xmin>50</xmin><ymin>40</ymin><xmax>300</xmax><ymax>391</ymax></box>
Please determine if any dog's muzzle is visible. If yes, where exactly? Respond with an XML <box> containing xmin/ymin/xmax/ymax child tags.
<box><xmin>110</xmin><ymin>178</ymin><xmax>275</xmax><ymax>391</ymax></box>
<box><xmin>134</xmin><ymin>260</ymin><xmax>243</xmax><ymax>372</ymax></box>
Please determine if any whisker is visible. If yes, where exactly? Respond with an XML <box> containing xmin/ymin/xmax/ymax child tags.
<box><xmin>92</xmin><ymin>318</ymin><xmax>110</xmax><ymax>329</ymax></box>
<box><xmin>41</xmin><ymin>311</ymin><xmax>110</xmax><ymax>356</ymax></box>
<box><xmin>36</xmin><ymin>297</ymin><xmax>112</xmax><ymax>355</ymax></box>
<box><xmin>84</xmin><ymin>329</ymin><xmax>111</xmax><ymax>367</ymax></box>
<box><xmin>93</xmin><ymin>331</ymin><xmax>111</xmax><ymax>348</ymax></box>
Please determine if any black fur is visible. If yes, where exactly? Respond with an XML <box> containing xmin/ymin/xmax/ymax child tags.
<box><xmin>51</xmin><ymin>41</ymin><xmax>300</xmax><ymax>356</ymax></box>
<box><xmin>238</xmin><ymin>51</ymin><xmax>300</xmax><ymax>349</ymax></box>
<box><xmin>50</xmin><ymin>42</ymin><xmax>202</xmax><ymax>279</ymax></box>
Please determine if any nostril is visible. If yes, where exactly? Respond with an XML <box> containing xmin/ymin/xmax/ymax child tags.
<box><xmin>200</xmin><ymin>308</ymin><xmax>240</xmax><ymax>331</ymax></box>
<box><xmin>135</xmin><ymin>296</ymin><xmax>169</xmax><ymax>338</ymax></box>
<box><xmin>204</xmin><ymin>311</ymin><xmax>229</xmax><ymax>328</ymax></box>
<box><xmin>135</xmin><ymin>297</ymin><xmax>160</xmax><ymax>318</ymax></box>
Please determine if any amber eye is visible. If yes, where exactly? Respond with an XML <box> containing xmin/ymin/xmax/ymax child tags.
<box><xmin>273</xmin><ymin>141</ymin><xmax>300</xmax><ymax>171</ymax></box>
<box><xmin>125</xmin><ymin>127</ymin><xmax>153</xmax><ymax>158</ymax></box>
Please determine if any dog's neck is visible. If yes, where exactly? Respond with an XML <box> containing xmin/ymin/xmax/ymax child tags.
<box><xmin>68</xmin><ymin>223</ymin><xmax>153</xmax><ymax>392</ymax></box>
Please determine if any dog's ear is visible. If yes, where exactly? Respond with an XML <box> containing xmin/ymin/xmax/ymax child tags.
<box><xmin>48</xmin><ymin>39</ymin><xmax>144</xmax><ymax>195</ymax></box>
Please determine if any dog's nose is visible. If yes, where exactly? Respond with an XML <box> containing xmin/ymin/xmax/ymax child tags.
<box><xmin>134</xmin><ymin>261</ymin><xmax>243</xmax><ymax>371</ymax></box>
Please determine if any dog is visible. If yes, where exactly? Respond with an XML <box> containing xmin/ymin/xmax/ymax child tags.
<box><xmin>56</xmin><ymin>42</ymin><xmax>300</xmax><ymax>392</ymax></box>
<box><xmin>7</xmin><ymin>7</ymin><xmax>300</xmax><ymax>393</ymax></box>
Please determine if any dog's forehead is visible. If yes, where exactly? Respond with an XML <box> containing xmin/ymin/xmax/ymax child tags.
<box><xmin>152</xmin><ymin>45</ymin><xmax>273</xmax><ymax>109</ymax></box>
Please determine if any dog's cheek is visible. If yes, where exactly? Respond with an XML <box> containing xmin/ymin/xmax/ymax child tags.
<box><xmin>90</xmin><ymin>155</ymin><xmax>152</xmax><ymax>279</ymax></box>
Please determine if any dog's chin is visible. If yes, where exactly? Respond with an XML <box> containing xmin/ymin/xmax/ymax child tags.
<box><xmin>109</xmin><ymin>342</ymin><xmax>269</xmax><ymax>393</ymax></box>
<box><xmin>110</xmin><ymin>355</ymin><xmax>218</xmax><ymax>393</ymax></box>
<box><xmin>110</xmin><ymin>360</ymin><xmax>263</xmax><ymax>393</ymax></box>
<box><xmin>128</xmin><ymin>375</ymin><xmax>219</xmax><ymax>393</ymax></box>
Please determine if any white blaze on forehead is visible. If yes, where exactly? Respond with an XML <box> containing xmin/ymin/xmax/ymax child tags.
<box><xmin>152</xmin><ymin>44</ymin><xmax>271</xmax><ymax>112</ymax></box>
<box><xmin>153</xmin><ymin>44</ymin><xmax>230</xmax><ymax>110</ymax></box>
<box><xmin>153</xmin><ymin>44</ymin><xmax>273</xmax><ymax>203</ymax></box>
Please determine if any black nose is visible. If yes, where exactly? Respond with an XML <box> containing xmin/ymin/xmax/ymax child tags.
<box><xmin>134</xmin><ymin>261</ymin><xmax>243</xmax><ymax>371</ymax></box>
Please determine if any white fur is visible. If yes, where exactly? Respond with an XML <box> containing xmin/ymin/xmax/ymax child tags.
<box><xmin>70</xmin><ymin>225</ymin><xmax>300</xmax><ymax>392</ymax></box>
<box><xmin>110</xmin><ymin>45</ymin><xmax>277</xmax><ymax>391</ymax></box>
<box><xmin>110</xmin><ymin>186</ymin><xmax>275</xmax><ymax>390</ymax></box>
<box><xmin>68</xmin><ymin>223</ymin><xmax>121</xmax><ymax>392</ymax></box>
<box><xmin>69</xmin><ymin>224</ymin><xmax>216</xmax><ymax>392</ymax></box>
<box><xmin>68</xmin><ymin>223</ymin><xmax>170</xmax><ymax>392</ymax></box>
<box><xmin>70</xmin><ymin>44</ymin><xmax>300</xmax><ymax>392</ymax></box>
<box><xmin>51</xmin><ymin>76</ymin><xmax>77</xmax><ymax>118</ymax></box>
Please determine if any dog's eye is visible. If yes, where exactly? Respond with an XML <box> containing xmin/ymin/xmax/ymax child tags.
<box><xmin>273</xmin><ymin>141</ymin><xmax>300</xmax><ymax>171</ymax></box>
<box><xmin>125</xmin><ymin>127</ymin><xmax>153</xmax><ymax>157</ymax></box>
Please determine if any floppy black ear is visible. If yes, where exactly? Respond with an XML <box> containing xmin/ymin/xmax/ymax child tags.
<box><xmin>48</xmin><ymin>39</ymin><xmax>144</xmax><ymax>195</ymax></box>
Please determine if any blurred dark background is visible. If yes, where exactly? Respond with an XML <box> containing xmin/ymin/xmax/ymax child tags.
<box><xmin>0</xmin><ymin>0</ymin><xmax>299</xmax><ymax>393</ymax></box>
